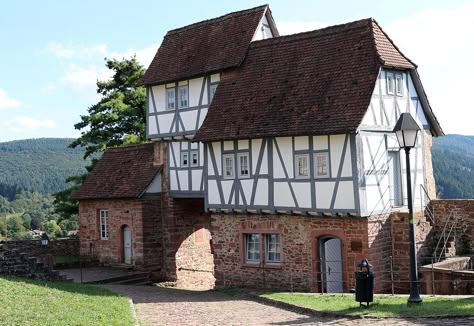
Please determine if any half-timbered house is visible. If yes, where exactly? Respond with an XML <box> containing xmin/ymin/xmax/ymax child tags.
<box><xmin>76</xmin><ymin>5</ymin><xmax>443</xmax><ymax>292</ymax></box>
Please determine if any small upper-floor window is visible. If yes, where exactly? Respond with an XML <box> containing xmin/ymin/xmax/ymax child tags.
<box><xmin>238</xmin><ymin>153</ymin><xmax>250</xmax><ymax>178</ymax></box>
<box><xmin>181</xmin><ymin>152</ymin><xmax>189</xmax><ymax>168</ymax></box>
<box><xmin>166</xmin><ymin>88</ymin><xmax>175</xmax><ymax>110</ymax></box>
<box><xmin>210</xmin><ymin>84</ymin><xmax>218</xmax><ymax>102</ymax></box>
<box><xmin>99</xmin><ymin>209</ymin><xmax>108</xmax><ymax>240</ymax></box>
<box><xmin>386</xmin><ymin>72</ymin><xmax>394</xmax><ymax>95</ymax></box>
<box><xmin>191</xmin><ymin>150</ymin><xmax>199</xmax><ymax>167</ymax></box>
<box><xmin>314</xmin><ymin>152</ymin><xmax>329</xmax><ymax>178</ymax></box>
<box><xmin>223</xmin><ymin>154</ymin><xmax>234</xmax><ymax>179</ymax></box>
<box><xmin>178</xmin><ymin>85</ymin><xmax>188</xmax><ymax>109</ymax></box>
<box><xmin>395</xmin><ymin>74</ymin><xmax>403</xmax><ymax>96</ymax></box>
<box><xmin>295</xmin><ymin>154</ymin><xmax>309</xmax><ymax>179</ymax></box>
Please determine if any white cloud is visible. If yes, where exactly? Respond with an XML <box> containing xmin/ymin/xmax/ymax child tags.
<box><xmin>384</xmin><ymin>2</ymin><xmax>474</xmax><ymax>135</ymax></box>
<box><xmin>278</xmin><ymin>21</ymin><xmax>327</xmax><ymax>35</ymax></box>
<box><xmin>109</xmin><ymin>43</ymin><xmax>160</xmax><ymax>67</ymax></box>
<box><xmin>4</xmin><ymin>116</ymin><xmax>56</xmax><ymax>132</ymax></box>
<box><xmin>46</xmin><ymin>41</ymin><xmax>108</xmax><ymax>59</ymax></box>
<box><xmin>0</xmin><ymin>89</ymin><xmax>21</xmax><ymax>109</ymax></box>
<box><xmin>61</xmin><ymin>64</ymin><xmax>112</xmax><ymax>99</ymax></box>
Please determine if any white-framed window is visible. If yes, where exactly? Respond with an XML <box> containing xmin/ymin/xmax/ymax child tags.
<box><xmin>99</xmin><ymin>209</ymin><xmax>108</xmax><ymax>240</ymax></box>
<box><xmin>166</xmin><ymin>88</ymin><xmax>175</xmax><ymax>110</ymax></box>
<box><xmin>386</xmin><ymin>72</ymin><xmax>394</xmax><ymax>95</ymax></box>
<box><xmin>244</xmin><ymin>233</ymin><xmax>281</xmax><ymax>265</ymax></box>
<box><xmin>191</xmin><ymin>150</ymin><xmax>199</xmax><ymax>167</ymax></box>
<box><xmin>181</xmin><ymin>152</ymin><xmax>189</xmax><ymax>168</ymax></box>
<box><xmin>223</xmin><ymin>154</ymin><xmax>235</xmax><ymax>179</ymax></box>
<box><xmin>210</xmin><ymin>84</ymin><xmax>218</xmax><ymax>102</ymax></box>
<box><xmin>237</xmin><ymin>152</ymin><xmax>250</xmax><ymax>178</ymax></box>
<box><xmin>265</xmin><ymin>234</ymin><xmax>281</xmax><ymax>263</ymax></box>
<box><xmin>314</xmin><ymin>152</ymin><xmax>329</xmax><ymax>178</ymax></box>
<box><xmin>178</xmin><ymin>85</ymin><xmax>188</xmax><ymax>109</ymax></box>
<box><xmin>395</xmin><ymin>74</ymin><xmax>403</xmax><ymax>96</ymax></box>
<box><xmin>295</xmin><ymin>154</ymin><xmax>309</xmax><ymax>178</ymax></box>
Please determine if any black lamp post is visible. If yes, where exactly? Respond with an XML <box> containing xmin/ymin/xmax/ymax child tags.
<box><xmin>41</xmin><ymin>232</ymin><xmax>49</xmax><ymax>247</ymax></box>
<box><xmin>393</xmin><ymin>112</ymin><xmax>423</xmax><ymax>305</ymax></box>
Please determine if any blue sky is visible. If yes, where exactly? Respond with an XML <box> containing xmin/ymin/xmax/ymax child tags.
<box><xmin>1</xmin><ymin>0</ymin><xmax>473</xmax><ymax>142</ymax></box>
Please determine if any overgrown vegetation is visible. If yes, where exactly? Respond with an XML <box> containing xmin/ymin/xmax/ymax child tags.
<box><xmin>0</xmin><ymin>276</ymin><xmax>133</xmax><ymax>325</ymax></box>
<box><xmin>259</xmin><ymin>292</ymin><xmax>474</xmax><ymax>318</ymax></box>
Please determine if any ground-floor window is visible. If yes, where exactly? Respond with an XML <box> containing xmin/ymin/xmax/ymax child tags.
<box><xmin>244</xmin><ymin>233</ymin><xmax>281</xmax><ymax>265</ymax></box>
<box><xmin>99</xmin><ymin>209</ymin><xmax>109</xmax><ymax>240</ymax></box>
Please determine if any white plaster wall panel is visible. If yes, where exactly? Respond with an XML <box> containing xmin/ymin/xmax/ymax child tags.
<box><xmin>239</xmin><ymin>192</ymin><xmax>244</xmax><ymax>205</ymax></box>
<box><xmin>223</xmin><ymin>141</ymin><xmax>233</xmax><ymax>151</ymax></box>
<box><xmin>380</xmin><ymin>70</ymin><xmax>387</xmax><ymax>95</ymax></box>
<box><xmin>315</xmin><ymin>182</ymin><xmax>335</xmax><ymax>209</ymax></box>
<box><xmin>208</xmin><ymin>180</ymin><xmax>220</xmax><ymax>204</ymax></box>
<box><xmin>192</xmin><ymin>170</ymin><xmax>202</xmax><ymax>191</ymax></box>
<box><xmin>238</xmin><ymin>139</ymin><xmax>249</xmax><ymax>150</ymax></box>
<box><xmin>198</xmin><ymin>107</ymin><xmax>208</xmax><ymax>129</ymax></box>
<box><xmin>199</xmin><ymin>143</ymin><xmax>205</xmax><ymax>166</ymax></box>
<box><xmin>182</xmin><ymin>141</ymin><xmax>189</xmax><ymax>150</ymax></box>
<box><xmin>260</xmin><ymin>141</ymin><xmax>268</xmax><ymax>174</ymax></box>
<box><xmin>397</xmin><ymin>97</ymin><xmax>407</xmax><ymax>114</ymax></box>
<box><xmin>341</xmin><ymin>143</ymin><xmax>352</xmax><ymax>177</ymax></box>
<box><xmin>207</xmin><ymin>149</ymin><xmax>215</xmax><ymax>175</ymax></box>
<box><xmin>178</xmin><ymin>80</ymin><xmax>188</xmax><ymax>87</ymax></box>
<box><xmin>275</xmin><ymin>137</ymin><xmax>293</xmax><ymax>178</ymax></box>
<box><xmin>222</xmin><ymin>180</ymin><xmax>234</xmax><ymax>205</ymax></box>
<box><xmin>386</xmin><ymin>134</ymin><xmax>399</xmax><ymax>150</ymax></box>
<box><xmin>313</xmin><ymin>135</ymin><xmax>328</xmax><ymax>150</ymax></box>
<box><xmin>291</xmin><ymin>182</ymin><xmax>311</xmax><ymax>208</ymax></box>
<box><xmin>372</xmin><ymin>73</ymin><xmax>380</xmax><ymax>96</ymax></box>
<box><xmin>189</xmin><ymin>77</ymin><xmax>203</xmax><ymax>107</ymax></box>
<box><xmin>241</xmin><ymin>179</ymin><xmax>253</xmax><ymax>204</ymax></box>
<box><xmin>158</xmin><ymin>113</ymin><xmax>174</xmax><ymax>134</ymax></box>
<box><xmin>333</xmin><ymin>181</ymin><xmax>355</xmax><ymax>209</ymax></box>
<box><xmin>254</xmin><ymin>179</ymin><xmax>268</xmax><ymax>206</ymax></box>
<box><xmin>148</xmin><ymin>119</ymin><xmax>158</xmax><ymax>135</ymax></box>
<box><xmin>202</xmin><ymin>82</ymin><xmax>209</xmax><ymax>105</ymax></box>
<box><xmin>251</xmin><ymin>139</ymin><xmax>262</xmax><ymax>173</ymax></box>
<box><xmin>166</xmin><ymin>83</ymin><xmax>175</xmax><ymax>88</ymax></box>
<box><xmin>145</xmin><ymin>173</ymin><xmax>162</xmax><ymax>193</ymax></box>
<box><xmin>151</xmin><ymin>85</ymin><xmax>166</xmax><ymax>112</ymax></box>
<box><xmin>330</xmin><ymin>134</ymin><xmax>345</xmax><ymax>178</ymax></box>
<box><xmin>212</xmin><ymin>142</ymin><xmax>222</xmax><ymax>175</ymax></box>
<box><xmin>274</xmin><ymin>182</ymin><xmax>295</xmax><ymax>207</ymax></box>
<box><xmin>383</xmin><ymin>98</ymin><xmax>394</xmax><ymax>125</ymax></box>
<box><xmin>171</xmin><ymin>142</ymin><xmax>180</xmax><ymax>168</ymax></box>
<box><xmin>170</xmin><ymin>173</ymin><xmax>179</xmax><ymax>191</ymax></box>
<box><xmin>181</xmin><ymin>110</ymin><xmax>198</xmax><ymax>132</ymax></box>
<box><xmin>294</xmin><ymin>136</ymin><xmax>309</xmax><ymax>150</ymax></box>
<box><xmin>360</xmin><ymin>103</ymin><xmax>376</xmax><ymax>126</ymax></box>
<box><xmin>210</xmin><ymin>73</ymin><xmax>220</xmax><ymax>83</ymax></box>
<box><xmin>273</xmin><ymin>142</ymin><xmax>285</xmax><ymax>178</ymax></box>
<box><xmin>178</xmin><ymin>170</ymin><xmax>188</xmax><ymax>191</ymax></box>
<box><xmin>190</xmin><ymin>141</ymin><xmax>197</xmax><ymax>150</ymax></box>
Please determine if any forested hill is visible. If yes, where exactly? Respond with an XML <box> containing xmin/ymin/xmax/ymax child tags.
<box><xmin>432</xmin><ymin>134</ymin><xmax>474</xmax><ymax>199</ymax></box>
<box><xmin>0</xmin><ymin>138</ymin><xmax>88</xmax><ymax>200</ymax></box>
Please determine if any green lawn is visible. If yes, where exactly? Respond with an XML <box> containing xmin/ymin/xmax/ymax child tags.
<box><xmin>0</xmin><ymin>276</ymin><xmax>133</xmax><ymax>325</ymax></box>
<box><xmin>259</xmin><ymin>293</ymin><xmax>474</xmax><ymax>318</ymax></box>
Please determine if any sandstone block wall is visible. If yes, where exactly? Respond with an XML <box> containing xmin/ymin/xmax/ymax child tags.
<box><xmin>0</xmin><ymin>239</ymin><xmax>79</xmax><ymax>259</ymax></box>
<box><xmin>211</xmin><ymin>214</ymin><xmax>369</xmax><ymax>292</ymax></box>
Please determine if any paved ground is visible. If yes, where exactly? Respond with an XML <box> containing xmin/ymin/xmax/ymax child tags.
<box><xmin>101</xmin><ymin>285</ymin><xmax>474</xmax><ymax>326</ymax></box>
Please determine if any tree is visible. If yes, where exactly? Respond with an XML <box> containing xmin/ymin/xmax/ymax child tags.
<box><xmin>44</xmin><ymin>220</ymin><xmax>62</xmax><ymax>238</ymax></box>
<box><xmin>69</xmin><ymin>56</ymin><xmax>147</xmax><ymax>159</ymax></box>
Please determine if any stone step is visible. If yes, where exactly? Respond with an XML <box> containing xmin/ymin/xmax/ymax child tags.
<box><xmin>112</xmin><ymin>276</ymin><xmax>151</xmax><ymax>285</ymax></box>
<box><xmin>87</xmin><ymin>272</ymin><xmax>150</xmax><ymax>285</ymax></box>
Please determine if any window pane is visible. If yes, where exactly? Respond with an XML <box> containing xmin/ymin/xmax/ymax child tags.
<box><xmin>192</xmin><ymin>152</ymin><xmax>198</xmax><ymax>166</ymax></box>
<box><xmin>239</xmin><ymin>154</ymin><xmax>249</xmax><ymax>177</ymax></box>
<box><xmin>210</xmin><ymin>84</ymin><xmax>217</xmax><ymax>102</ymax></box>
<box><xmin>387</xmin><ymin>73</ymin><xmax>394</xmax><ymax>94</ymax></box>
<box><xmin>167</xmin><ymin>89</ymin><xmax>175</xmax><ymax>109</ymax></box>
<box><xmin>182</xmin><ymin>153</ymin><xmax>188</xmax><ymax>167</ymax></box>
<box><xmin>246</xmin><ymin>234</ymin><xmax>260</xmax><ymax>262</ymax></box>
<box><xmin>296</xmin><ymin>155</ymin><xmax>308</xmax><ymax>177</ymax></box>
<box><xmin>265</xmin><ymin>234</ymin><xmax>280</xmax><ymax>263</ymax></box>
<box><xmin>224</xmin><ymin>155</ymin><xmax>234</xmax><ymax>178</ymax></box>
<box><xmin>179</xmin><ymin>86</ymin><xmax>188</xmax><ymax>108</ymax></box>
<box><xmin>315</xmin><ymin>153</ymin><xmax>328</xmax><ymax>177</ymax></box>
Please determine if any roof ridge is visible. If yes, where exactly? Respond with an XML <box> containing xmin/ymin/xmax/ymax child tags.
<box><xmin>250</xmin><ymin>17</ymin><xmax>373</xmax><ymax>48</ymax></box>
<box><xmin>106</xmin><ymin>143</ymin><xmax>153</xmax><ymax>152</ymax></box>
<box><xmin>371</xmin><ymin>19</ymin><xmax>417</xmax><ymax>68</ymax></box>
<box><xmin>166</xmin><ymin>4</ymin><xmax>268</xmax><ymax>36</ymax></box>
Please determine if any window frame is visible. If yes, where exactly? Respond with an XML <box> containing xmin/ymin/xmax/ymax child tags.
<box><xmin>166</xmin><ymin>88</ymin><xmax>175</xmax><ymax>110</ymax></box>
<box><xmin>395</xmin><ymin>73</ymin><xmax>403</xmax><ymax>96</ymax></box>
<box><xmin>178</xmin><ymin>85</ymin><xmax>189</xmax><ymax>109</ymax></box>
<box><xmin>190</xmin><ymin>150</ymin><xmax>199</xmax><ymax>167</ymax></box>
<box><xmin>314</xmin><ymin>152</ymin><xmax>330</xmax><ymax>178</ymax></box>
<box><xmin>237</xmin><ymin>152</ymin><xmax>250</xmax><ymax>179</ymax></box>
<box><xmin>242</xmin><ymin>232</ymin><xmax>282</xmax><ymax>266</ymax></box>
<box><xmin>264</xmin><ymin>234</ymin><xmax>281</xmax><ymax>264</ymax></box>
<box><xmin>294</xmin><ymin>154</ymin><xmax>310</xmax><ymax>179</ymax></box>
<box><xmin>244</xmin><ymin>233</ymin><xmax>260</xmax><ymax>264</ymax></box>
<box><xmin>222</xmin><ymin>154</ymin><xmax>235</xmax><ymax>179</ymax></box>
<box><xmin>386</xmin><ymin>72</ymin><xmax>394</xmax><ymax>95</ymax></box>
<box><xmin>99</xmin><ymin>209</ymin><xmax>108</xmax><ymax>240</ymax></box>
<box><xmin>181</xmin><ymin>151</ymin><xmax>189</xmax><ymax>168</ymax></box>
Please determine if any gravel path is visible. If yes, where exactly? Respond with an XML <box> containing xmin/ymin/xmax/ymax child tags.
<box><xmin>102</xmin><ymin>285</ymin><xmax>474</xmax><ymax>326</ymax></box>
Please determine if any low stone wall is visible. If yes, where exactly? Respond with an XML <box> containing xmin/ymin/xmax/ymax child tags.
<box><xmin>0</xmin><ymin>239</ymin><xmax>79</xmax><ymax>259</ymax></box>
<box><xmin>420</xmin><ymin>257</ymin><xmax>474</xmax><ymax>295</ymax></box>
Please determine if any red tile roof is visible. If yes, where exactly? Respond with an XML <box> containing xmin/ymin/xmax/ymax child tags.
<box><xmin>71</xmin><ymin>143</ymin><xmax>162</xmax><ymax>200</ymax></box>
<box><xmin>193</xmin><ymin>19</ymin><xmax>421</xmax><ymax>142</ymax></box>
<box><xmin>139</xmin><ymin>5</ymin><xmax>270</xmax><ymax>86</ymax></box>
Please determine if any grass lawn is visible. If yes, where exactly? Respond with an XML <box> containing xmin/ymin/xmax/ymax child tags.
<box><xmin>0</xmin><ymin>276</ymin><xmax>133</xmax><ymax>325</ymax></box>
<box><xmin>259</xmin><ymin>292</ymin><xmax>474</xmax><ymax>318</ymax></box>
